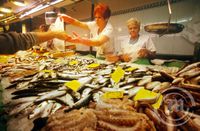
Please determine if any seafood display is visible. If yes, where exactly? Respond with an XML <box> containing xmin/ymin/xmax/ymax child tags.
<box><xmin>0</xmin><ymin>51</ymin><xmax>200</xmax><ymax>131</ymax></box>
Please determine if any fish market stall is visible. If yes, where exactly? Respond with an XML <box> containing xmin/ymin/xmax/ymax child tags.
<box><xmin>0</xmin><ymin>50</ymin><xmax>200</xmax><ymax>131</ymax></box>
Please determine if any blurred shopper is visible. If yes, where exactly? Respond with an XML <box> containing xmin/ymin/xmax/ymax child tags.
<box><xmin>120</xmin><ymin>18</ymin><xmax>156</xmax><ymax>62</ymax></box>
<box><xmin>59</xmin><ymin>3</ymin><xmax>115</xmax><ymax>58</ymax></box>
<box><xmin>0</xmin><ymin>31</ymin><xmax>70</xmax><ymax>54</ymax></box>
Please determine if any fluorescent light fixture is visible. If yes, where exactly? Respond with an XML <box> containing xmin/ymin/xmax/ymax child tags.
<box><xmin>0</xmin><ymin>7</ymin><xmax>12</xmax><ymax>13</ymax></box>
<box><xmin>20</xmin><ymin>0</ymin><xmax>64</xmax><ymax>18</ymax></box>
<box><xmin>12</xmin><ymin>0</ymin><xmax>26</xmax><ymax>6</ymax></box>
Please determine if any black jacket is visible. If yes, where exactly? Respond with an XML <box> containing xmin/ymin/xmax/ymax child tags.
<box><xmin>0</xmin><ymin>32</ymin><xmax>37</xmax><ymax>54</ymax></box>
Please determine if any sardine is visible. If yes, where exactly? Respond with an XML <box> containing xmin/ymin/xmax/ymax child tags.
<box><xmin>138</xmin><ymin>76</ymin><xmax>152</xmax><ymax>86</ymax></box>
<box><xmin>9</xmin><ymin>101</ymin><xmax>33</xmax><ymax>116</ymax></box>
<box><xmin>29</xmin><ymin>101</ymin><xmax>48</xmax><ymax>119</ymax></box>
<box><xmin>55</xmin><ymin>93</ymin><xmax>74</xmax><ymax>107</ymax></box>
<box><xmin>34</xmin><ymin>90</ymin><xmax>66</xmax><ymax>103</ymax></box>
<box><xmin>64</xmin><ymin>93</ymin><xmax>92</xmax><ymax>112</ymax></box>
<box><xmin>41</xmin><ymin>101</ymin><xmax>54</xmax><ymax>118</ymax></box>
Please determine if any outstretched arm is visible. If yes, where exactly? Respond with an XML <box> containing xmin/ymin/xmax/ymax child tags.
<box><xmin>59</xmin><ymin>14</ymin><xmax>89</xmax><ymax>30</ymax></box>
<box><xmin>66</xmin><ymin>32</ymin><xmax>109</xmax><ymax>47</ymax></box>
<box><xmin>0</xmin><ymin>31</ymin><xmax>70</xmax><ymax>54</ymax></box>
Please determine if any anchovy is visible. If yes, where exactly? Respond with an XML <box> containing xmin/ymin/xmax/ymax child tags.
<box><xmin>34</xmin><ymin>90</ymin><xmax>66</xmax><ymax>103</ymax></box>
<box><xmin>29</xmin><ymin>101</ymin><xmax>48</xmax><ymax>119</ymax></box>
<box><xmin>9</xmin><ymin>102</ymin><xmax>33</xmax><ymax>116</ymax></box>
<box><xmin>64</xmin><ymin>93</ymin><xmax>92</xmax><ymax>112</ymax></box>
<box><xmin>51</xmin><ymin>102</ymin><xmax>62</xmax><ymax>114</ymax></box>
<box><xmin>176</xmin><ymin>62</ymin><xmax>200</xmax><ymax>76</ymax></box>
<box><xmin>57</xmin><ymin>72</ymin><xmax>88</xmax><ymax>79</ymax></box>
<box><xmin>55</xmin><ymin>93</ymin><xmax>74</xmax><ymax>107</ymax></box>
<box><xmin>138</xmin><ymin>76</ymin><xmax>152</xmax><ymax>86</ymax></box>
<box><xmin>146</xmin><ymin>81</ymin><xmax>161</xmax><ymax>90</ymax></box>
<box><xmin>9</xmin><ymin>96</ymin><xmax>38</xmax><ymax>106</ymax></box>
<box><xmin>126</xmin><ymin>86</ymin><xmax>144</xmax><ymax>98</ymax></box>
<box><xmin>41</xmin><ymin>101</ymin><xmax>54</xmax><ymax>118</ymax></box>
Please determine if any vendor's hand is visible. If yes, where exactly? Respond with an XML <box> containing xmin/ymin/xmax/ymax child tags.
<box><xmin>66</xmin><ymin>32</ymin><xmax>82</xmax><ymax>43</ymax></box>
<box><xmin>54</xmin><ymin>31</ymin><xmax>72</xmax><ymax>41</ymax></box>
<box><xmin>138</xmin><ymin>48</ymin><xmax>149</xmax><ymax>58</ymax></box>
<box><xmin>120</xmin><ymin>54</ymin><xmax>132</xmax><ymax>62</ymax></box>
<box><xmin>58</xmin><ymin>14</ymin><xmax>75</xmax><ymax>24</ymax></box>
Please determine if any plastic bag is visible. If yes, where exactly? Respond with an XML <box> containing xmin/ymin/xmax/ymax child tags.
<box><xmin>49</xmin><ymin>17</ymin><xmax>65</xmax><ymax>51</ymax></box>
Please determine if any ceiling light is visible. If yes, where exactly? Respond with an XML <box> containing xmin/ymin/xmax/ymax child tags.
<box><xmin>0</xmin><ymin>7</ymin><xmax>12</xmax><ymax>13</ymax></box>
<box><xmin>12</xmin><ymin>0</ymin><xmax>26</xmax><ymax>6</ymax></box>
<box><xmin>0</xmin><ymin>13</ymin><xmax>4</xmax><ymax>17</ymax></box>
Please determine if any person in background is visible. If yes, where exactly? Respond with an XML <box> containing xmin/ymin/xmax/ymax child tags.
<box><xmin>120</xmin><ymin>18</ymin><xmax>156</xmax><ymax>62</ymax></box>
<box><xmin>59</xmin><ymin>3</ymin><xmax>115</xmax><ymax>58</ymax></box>
<box><xmin>0</xmin><ymin>31</ymin><xmax>70</xmax><ymax>54</ymax></box>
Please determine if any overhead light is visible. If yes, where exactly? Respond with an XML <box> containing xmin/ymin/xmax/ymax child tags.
<box><xmin>0</xmin><ymin>7</ymin><xmax>12</xmax><ymax>13</ymax></box>
<box><xmin>12</xmin><ymin>0</ymin><xmax>26</xmax><ymax>6</ymax></box>
<box><xmin>0</xmin><ymin>13</ymin><xmax>4</xmax><ymax>17</ymax></box>
<box><xmin>20</xmin><ymin>0</ymin><xmax>64</xmax><ymax>18</ymax></box>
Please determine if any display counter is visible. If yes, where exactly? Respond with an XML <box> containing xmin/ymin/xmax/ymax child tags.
<box><xmin>0</xmin><ymin>50</ymin><xmax>199</xmax><ymax>131</ymax></box>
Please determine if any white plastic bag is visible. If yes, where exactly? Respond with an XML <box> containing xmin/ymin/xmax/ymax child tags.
<box><xmin>49</xmin><ymin>17</ymin><xmax>65</xmax><ymax>51</ymax></box>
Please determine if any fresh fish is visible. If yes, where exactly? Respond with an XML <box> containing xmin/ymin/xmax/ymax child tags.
<box><xmin>81</xmin><ymin>88</ymin><xmax>92</xmax><ymax>98</ymax></box>
<box><xmin>172</xmin><ymin>77</ymin><xmax>184</xmax><ymax>84</ymax></box>
<box><xmin>9</xmin><ymin>101</ymin><xmax>33</xmax><ymax>116</ymax></box>
<box><xmin>29</xmin><ymin>101</ymin><xmax>48</xmax><ymax>119</ymax></box>
<box><xmin>126</xmin><ymin>86</ymin><xmax>144</xmax><ymax>98</ymax></box>
<box><xmin>15</xmin><ymin>81</ymin><xmax>31</xmax><ymax>90</ymax></box>
<box><xmin>41</xmin><ymin>101</ymin><xmax>54</xmax><ymax>118</ymax></box>
<box><xmin>121</xmin><ymin>84</ymin><xmax>134</xmax><ymax>90</ymax></box>
<box><xmin>146</xmin><ymin>81</ymin><xmax>161</xmax><ymax>90</ymax></box>
<box><xmin>176</xmin><ymin>62</ymin><xmax>200</xmax><ymax>76</ymax></box>
<box><xmin>64</xmin><ymin>93</ymin><xmax>92</xmax><ymax>112</ymax></box>
<box><xmin>51</xmin><ymin>102</ymin><xmax>62</xmax><ymax>114</ymax></box>
<box><xmin>97</xmin><ymin>68</ymin><xmax>112</xmax><ymax>75</ymax></box>
<box><xmin>55</xmin><ymin>93</ymin><xmax>74</xmax><ymax>107</ymax></box>
<box><xmin>77</xmin><ymin>76</ymin><xmax>93</xmax><ymax>91</ymax></box>
<box><xmin>138</xmin><ymin>76</ymin><xmax>152</xmax><ymax>86</ymax></box>
<box><xmin>93</xmin><ymin>91</ymin><xmax>103</xmax><ymax>102</ymax></box>
<box><xmin>152</xmin><ymin>82</ymin><xmax>171</xmax><ymax>92</ymax></box>
<box><xmin>9</xmin><ymin>96</ymin><xmax>38</xmax><ymax>106</ymax></box>
<box><xmin>34</xmin><ymin>90</ymin><xmax>66</xmax><ymax>103</ymax></box>
<box><xmin>57</xmin><ymin>72</ymin><xmax>88</xmax><ymax>79</ymax></box>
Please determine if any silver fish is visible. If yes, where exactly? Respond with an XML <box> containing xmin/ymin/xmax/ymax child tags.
<box><xmin>35</xmin><ymin>90</ymin><xmax>66</xmax><ymax>103</ymax></box>
<box><xmin>146</xmin><ymin>81</ymin><xmax>161</xmax><ymax>90</ymax></box>
<box><xmin>56</xmin><ymin>93</ymin><xmax>74</xmax><ymax>107</ymax></box>
<box><xmin>29</xmin><ymin>101</ymin><xmax>48</xmax><ymax>119</ymax></box>
<box><xmin>51</xmin><ymin>102</ymin><xmax>62</xmax><ymax>114</ymax></box>
<box><xmin>138</xmin><ymin>76</ymin><xmax>152</xmax><ymax>86</ymax></box>
<box><xmin>9</xmin><ymin>101</ymin><xmax>33</xmax><ymax>116</ymax></box>
<box><xmin>41</xmin><ymin>101</ymin><xmax>54</xmax><ymax>118</ymax></box>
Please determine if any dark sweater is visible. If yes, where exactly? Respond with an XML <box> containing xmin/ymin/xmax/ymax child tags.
<box><xmin>0</xmin><ymin>32</ymin><xmax>37</xmax><ymax>54</ymax></box>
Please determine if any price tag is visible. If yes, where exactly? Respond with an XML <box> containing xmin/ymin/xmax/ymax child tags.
<box><xmin>125</xmin><ymin>67</ymin><xmax>138</xmax><ymax>72</ymax></box>
<box><xmin>0</xmin><ymin>56</ymin><xmax>10</xmax><ymax>63</ymax></box>
<box><xmin>65</xmin><ymin>80</ymin><xmax>81</xmax><ymax>92</ymax></box>
<box><xmin>87</xmin><ymin>63</ymin><xmax>100</xmax><ymax>68</ymax></box>
<box><xmin>102</xmin><ymin>91</ymin><xmax>124</xmax><ymax>99</ymax></box>
<box><xmin>69</xmin><ymin>60</ymin><xmax>78</xmax><ymax>65</ymax></box>
<box><xmin>111</xmin><ymin>66</ymin><xmax>125</xmax><ymax>84</ymax></box>
<box><xmin>134</xmin><ymin>88</ymin><xmax>163</xmax><ymax>109</ymax></box>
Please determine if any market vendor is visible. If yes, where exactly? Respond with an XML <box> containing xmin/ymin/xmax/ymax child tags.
<box><xmin>120</xmin><ymin>18</ymin><xmax>156</xmax><ymax>62</ymax></box>
<box><xmin>59</xmin><ymin>3</ymin><xmax>115</xmax><ymax>58</ymax></box>
<box><xmin>0</xmin><ymin>31</ymin><xmax>70</xmax><ymax>54</ymax></box>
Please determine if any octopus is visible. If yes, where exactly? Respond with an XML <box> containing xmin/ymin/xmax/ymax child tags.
<box><xmin>43</xmin><ymin>108</ymin><xmax>97</xmax><ymax>131</ymax></box>
<box><xmin>94</xmin><ymin>108</ymin><xmax>156</xmax><ymax>131</ymax></box>
<box><xmin>43</xmin><ymin>97</ymin><xmax>156</xmax><ymax>131</ymax></box>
